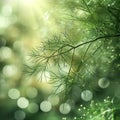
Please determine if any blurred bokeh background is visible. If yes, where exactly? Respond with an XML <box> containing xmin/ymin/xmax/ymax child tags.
<box><xmin>0</xmin><ymin>0</ymin><xmax>67</xmax><ymax>120</ymax></box>
<box><xmin>0</xmin><ymin>0</ymin><xmax>120</xmax><ymax>120</ymax></box>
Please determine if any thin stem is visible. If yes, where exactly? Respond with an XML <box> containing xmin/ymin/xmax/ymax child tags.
<box><xmin>76</xmin><ymin>42</ymin><xmax>93</xmax><ymax>72</ymax></box>
<box><xmin>68</xmin><ymin>48</ymin><xmax>75</xmax><ymax>76</ymax></box>
<box><xmin>82</xmin><ymin>0</ymin><xmax>92</xmax><ymax>14</ymax></box>
<box><xmin>64</xmin><ymin>48</ymin><xmax>75</xmax><ymax>98</ymax></box>
<box><xmin>74</xmin><ymin>34</ymin><xmax>120</xmax><ymax>49</ymax></box>
<box><xmin>46</xmin><ymin>34</ymin><xmax>120</xmax><ymax>59</ymax></box>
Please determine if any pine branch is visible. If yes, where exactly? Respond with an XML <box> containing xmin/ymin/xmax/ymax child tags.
<box><xmin>44</xmin><ymin>34</ymin><xmax>120</xmax><ymax>59</ymax></box>
<box><xmin>26</xmin><ymin>33</ymin><xmax>120</xmax><ymax>95</ymax></box>
<box><xmin>82</xmin><ymin>0</ymin><xmax>92</xmax><ymax>14</ymax></box>
<box><xmin>74</xmin><ymin>34</ymin><xmax>120</xmax><ymax>49</ymax></box>
<box><xmin>28</xmin><ymin>33</ymin><xmax>120</xmax><ymax>75</ymax></box>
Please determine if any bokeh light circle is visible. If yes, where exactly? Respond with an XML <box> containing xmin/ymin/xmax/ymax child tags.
<box><xmin>59</xmin><ymin>103</ymin><xmax>71</xmax><ymax>114</ymax></box>
<box><xmin>28</xmin><ymin>103</ymin><xmax>39</xmax><ymax>113</ymax></box>
<box><xmin>0</xmin><ymin>47</ymin><xmax>12</xmax><ymax>60</ymax></box>
<box><xmin>48</xmin><ymin>95</ymin><xmax>59</xmax><ymax>106</ymax></box>
<box><xmin>14</xmin><ymin>110</ymin><xmax>26</xmax><ymax>120</ymax></box>
<box><xmin>17</xmin><ymin>97</ymin><xmax>29</xmax><ymax>109</ymax></box>
<box><xmin>26</xmin><ymin>87</ymin><xmax>38</xmax><ymax>98</ymax></box>
<box><xmin>98</xmin><ymin>77</ymin><xmax>110</xmax><ymax>88</ymax></box>
<box><xmin>8</xmin><ymin>88</ymin><xmax>20</xmax><ymax>99</ymax></box>
<box><xmin>40</xmin><ymin>101</ymin><xmax>52</xmax><ymax>112</ymax></box>
<box><xmin>81</xmin><ymin>90</ymin><xmax>93</xmax><ymax>102</ymax></box>
<box><xmin>2</xmin><ymin>65</ymin><xmax>18</xmax><ymax>77</ymax></box>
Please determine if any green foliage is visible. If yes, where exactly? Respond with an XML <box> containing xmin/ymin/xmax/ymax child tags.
<box><xmin>0</xmin><ymin>0</ymin><xmax>120</xmax><ymax>119</ymax></box>
<box><xmin>23</xmin><ymin>0</ymin><xmax>120</xmax><ymax>119</ymax></box>
<box><xmin>27</xmin><ymin>0</ymin><xmax>120</xmax><ymax>97</ymax></box>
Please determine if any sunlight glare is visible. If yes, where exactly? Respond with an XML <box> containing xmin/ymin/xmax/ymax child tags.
<box><xmin>21</xmin><ymin>0</ymin><xmax>36</xmax><ymax>6</ymax></box>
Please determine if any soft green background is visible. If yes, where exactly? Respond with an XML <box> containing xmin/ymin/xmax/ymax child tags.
<box><xmin>0</xmin><ymin>0</ymin><xmax>120</xmax><ymax>120</ymax></box>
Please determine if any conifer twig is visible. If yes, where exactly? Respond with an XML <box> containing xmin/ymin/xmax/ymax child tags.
<box><xmin>44</xmin><ymin>34</ymin><xmax>120</xmax><ymax>59</ymax></box>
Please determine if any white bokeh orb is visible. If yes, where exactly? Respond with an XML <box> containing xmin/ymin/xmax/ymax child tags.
<box><xmin>98</xmin><ymin>77</ymin><xmax>110</xmax><ymax>88</ymax></box>
<box><xmin>40</xmin><ymin>101</ymin><xmax>52</xmax><ymax>112</ymax></box>
<box><xmin>17</xmin><ymin>97</ymin><xmax>29</xmax><ymax>109</ymax></box>
<box><xmin>8</xmin><ymin>88</ymin><xmax>20</xmax><ymax>99</ymax></box>
<box><xmin>81</xmin><ymin>90</ymin><xmax>93</xmax><ymax>102</ymax></box>
<box><xmin>59</xmin><ymin>103</ymin><xmax>71</xmax><ymax>114</ymax></box>
<box><xmin>2</xmin><ymin>64</ymin><xmax>18</xmax><ymax>77</ymax></box>
<box><xmin>0</xmin><ymin>47</ymin><xmax>12</xmax><ymax>60</ymax></box>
